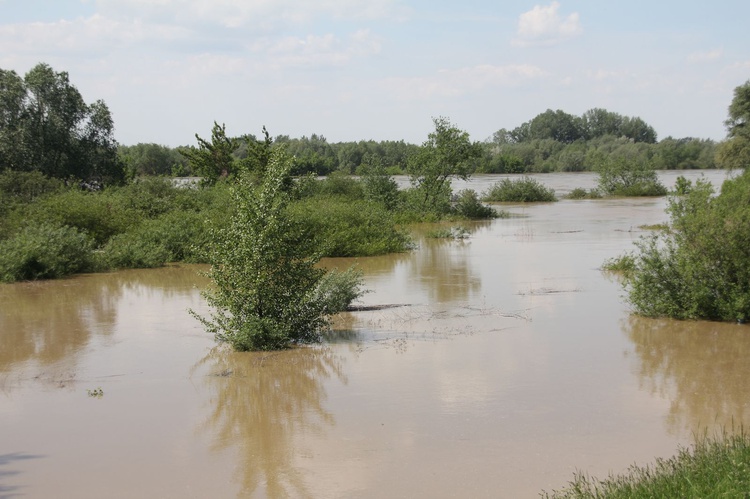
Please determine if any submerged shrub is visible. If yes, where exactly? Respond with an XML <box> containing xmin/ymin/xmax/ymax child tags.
<box><xmin>192</xmin><ymin>150</ymin><xmax>366</xmax><ymax>351</ymax></box>
<box><xmin>596</xmin><ymin>157</ymin><xmax>666</xmax><ymax>197</ymax></box>
<box><xmin>453</xmin><ymin>189</ymin><xmax>497</xmax><ymax>219</ymax></box>
<box><xmin>566</xmin><ymin>187</ymin><xmax>602</xmax><ymax>200</ymax></box>
<box><xmin>0</xmin><ymin>224</ymin><xmax>95</xmax><ymax>282</ymax></box>
<box><xmin>623</xmin><ymin>171</ymin><xmax>750</xmax><ymax>321</ymax></box>
<box><xmin>483</xmin><ymin>177</ymin><xmax>557</xmax><ymax>202</ymax></box>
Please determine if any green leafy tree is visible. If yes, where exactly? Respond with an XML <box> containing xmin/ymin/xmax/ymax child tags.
<box><xmin>192</xmin><ymin>149</ymin><xmax>364</xmax><ymax>351</ymax></box>
<box><xmin>717</xmin><ymin>80</ymin><xmax>750</xmax><ymax>169</ymax></box>
<box><xmin>407</xmin><ymin>117</ymin><xmax>481</xmax><ymax>213</ymax></box>
<box><xmin>626</xmin><ymin>172</ymin><xmax>750</xmax><ymax>321</ymax></box>
<box><xmin>596</xmin><ymin>157</ymin><xmax>666</xmax><ymax>196</ymax></box>
<box><xmin>0</xmin><ymin>63</ymin><xmax>123</xmax><ymax>184</ymax></box>
<box><xmin>181</xmin><ymin>122</ymin><xmax>236</xmax><ymax>185</ymax></box>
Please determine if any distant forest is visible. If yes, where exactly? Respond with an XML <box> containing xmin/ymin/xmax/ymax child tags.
<box><xmin>120</xmin><ymin>108</ymin><xmax>717</xmax><ymax>178</ymax></box>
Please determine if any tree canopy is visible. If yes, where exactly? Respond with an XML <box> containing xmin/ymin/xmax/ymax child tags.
<box><xmin>717</xmin><ymin>80</ymin><xmax>750</xmax><ymax>169</ymax></box>
<box><xmin>0</xmin><ymin>63</ymin><xmax>123</xmax><ymax>185</ymax></box>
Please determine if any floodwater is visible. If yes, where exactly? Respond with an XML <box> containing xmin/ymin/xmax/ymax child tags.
<box><xmin>2</xmin><ymin>170</ymin><xmax>749</xmax><ymax>498</ymax></box>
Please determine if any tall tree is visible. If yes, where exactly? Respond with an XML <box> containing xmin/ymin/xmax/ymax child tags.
<box><xmin>717</xmin><ymin>80</ymin><xmax>750</xmax><ymax>169</ymax></box>
<box><xmin>180</xmin><ymin>121</ymin><xmax>236</xmax><ymax>185</ymax></box>
<box><xmin>0</xmin><ymin>63</ymin><xmax>123</xmax><ymax>184</ymax></box>
<box><xmin>407</xmin><ymin>117</ymin><xmax>481</xmax><ymax>213</ymax></box>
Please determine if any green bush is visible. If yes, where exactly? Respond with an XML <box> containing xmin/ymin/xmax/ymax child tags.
<box><xmin>596</xmin><ymin>157</ymin><xmax>666</xmax><ymax>197</ymax></box>
<box><xmin>0</xmin><ymin>223</ymin><xmax>95</xmax><ymax>282</ymax></box>
<box><xmin>0</xmin><ymin>170</ymin><xmax>64</xmax><ymax>203</ymax></box>
<box><xmin>289</xmin><ymin>196</ymin><xmax>412</xmax><ymax>257</ymax></box>
<box><xmin>483</xmin><ymin>177</ymin><xmax>557</xmax><ymax>202</ymax></box>
<box><xmin>28</xmin><ymin>189</ymin><xmax>136</xmax><ymax>245</ymax></box>
<box><xmin>566</xmin><ymin>187</ymin><xmax>602</xmax><ymax>200</ymax></box>
<box><xmin>192</xmin><ymin>151</ymin><xmax>365</xmax><ymax>351</ymax></box>
<box><xmin>624</xmin><ymin>171</ymin><xmax>750</xmax><ymax>321</ymax></box>
<box><xmin>453</xmin><ymin>189</ymin><xmax>497</xmax><ymax>219</ymax></box>
<box><xmin>98</xmin><ymin>233</ymin><xmax>171</xmax><ymax>269</ymax></box>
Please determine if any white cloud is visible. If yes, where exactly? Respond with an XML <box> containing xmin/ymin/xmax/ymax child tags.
<box><xmin>94</xmin><ymin>0</ymin><xmax>410</xmax><ymax>29</ymax></box>
<box><xmin>688</xmin><ymin>49</ymin><xmax>723</xmax><ymax>63</ymax></box>
<box><xmin>0</xmin><ymin>15</ymin><xmax>191</xmax><ymax>56</ymax></box>
<box><xmin>383</xmin><ymin>64</ymin><xmax>548</xmax><ymax>100</ymax></box>
<box><xmin>512</xmin><ymin>1</ymin><xmax>581</xmax><ymax>47</ymax></box>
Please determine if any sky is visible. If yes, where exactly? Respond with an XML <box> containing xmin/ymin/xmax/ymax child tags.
<box><xmin>1</xmin><ymin>0</ymin><xmax>748</xmax><ymax>147</ymax></box>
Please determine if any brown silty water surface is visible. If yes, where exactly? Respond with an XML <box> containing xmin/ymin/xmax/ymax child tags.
<box><xmin>2</xmin><ymin>171</ymin><xmax>749</xmax><ymax>498</ymax></box>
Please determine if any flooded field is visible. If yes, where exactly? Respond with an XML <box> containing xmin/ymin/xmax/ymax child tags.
<box><xmin>2</xmin><ymin>170</ymin><xmax>749</xmax><ymax>498</ymax></box>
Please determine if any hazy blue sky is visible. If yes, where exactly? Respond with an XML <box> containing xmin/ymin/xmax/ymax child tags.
<box><xmin>1</xmin><ymin>0</ymin><xmax>748</xmax><ymax>146</ymax></box>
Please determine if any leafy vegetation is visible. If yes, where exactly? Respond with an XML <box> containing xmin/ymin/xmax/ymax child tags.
<box><xmin>0</xmin><ymin>223</ymin><xmax>96</xmax><ymax>282</ymax></box>
<box><xmin>624</xmin><ymin>172</ymin><xmax>750</xmax><ymax>321</ymax></box>
<box><xmin>0</xmin><ymin>63</ymin><xmax>124</xmax><ymax>185</ymax></box>
<box><xmin>595</xmin><ymin>157</ymin><xmax>667</xmax><ymax>197</ymax></box>
<box><xmin>543</xmin><ymin>429</ymin><xmax>750</xmax><ymax>498</ymax></box>
<box><xmin>617</xmin><ymin>82</ymin><xmax>750</xmax><ymax>321</ymax></box>
<box><xmin>191</xmin><ymin>150</ymin><xmax>365</xmax><ymax>351</ymax></box>
<box><xmin>483</xmin><ymin>177</ymin><xmax>557</xmax><ymax>202</ymax></box>
<box><xmin>566</xmin><ymin>187</ymin><xmax>602</xmax><ymax>200</ymax></box>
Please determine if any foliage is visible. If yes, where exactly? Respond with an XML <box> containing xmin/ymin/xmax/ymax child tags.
<box><xmin>118</xmin><ymin>143</ymin><xmax>189</xmax><ymax>177</ymax></box>
<box><xmin>596</xmin><ymin>157</ymin><xmax>667</xmax><ymax>197</ymax></box>
<box><xmin>624</xmin><ymin>172</ymin><xmax>750</xmax><ymax>321</ymax></box>
<box><xmin>192</xmin><ymin>150</ymin><xmax>365</xmax><ymax>351</ymax></box>
<box><xmin>99</xmin><ymin>210</ymin><xmax>208</xmax><ymax>269</ymax></box>
<box><xmin>453</xmin><ymin>189</ymin><xmax>497</xmax><ymax>219</ymax></box>
<box><xmin>717</xmin><ymin>80</ymin><xmax>750</xmax><ymax>170</ymax></box>
<box><xmin>0</xmin><ymin>170</ymin><xmax>64</xmax><ymax>203</ymax></box>
<box><xmin>566</xmin><ymin>187</ymin><xmax>602</xmax><ymax>200</ymax></box>
<box><xmin>98</xmin><ymin>231</ymin><xmax>171</xmax><ymax>269</ymax></box>
<box><xmin>601</xmin><ymin>254</ymin><xmax>636</xmax><ymax>276</ymax></box>
<box><xmin>288</xmin><ymin>196</ymin><xmax>412</xmax><ymax>257</ymax></box>
<box><xmin>180</xmin><ymin>122</ymin><xmax>236</xmax><ymax>186</ymax></box>
<box><xmin>483</xmin><ymin>177</ymin><xmax>557</xmax><ymax>202</ymax></box>
<box><xmin>27</xmin><ymin>188</ymin><xmax>137</xmax><ymax>245</ymax></box>
<box><xmin>407</xmin><ymin>117</ymin><xmax>482</xmax><ymax>214</ymax></box>
<box><xmin>0</xmin><ymin>223</ymin><xmax>95</xmax><ymax>282</ymax></box>
<box><xmin>359</xmin><ymin>158</ymin><xmax>400</xmax><ymax>210</ymax></box>
<box><xmin>542</xmin><ymin>429</ymin><xmax>750</xmax><ymax>498</ymax></box>
<box><xmin>0</xmin><ymin>63</ymin><xmax>124</xmax><ymax>185</ymax></box>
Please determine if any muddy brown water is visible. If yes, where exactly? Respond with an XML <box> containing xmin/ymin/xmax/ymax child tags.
<box><xmin>2</xmin><ymin>171</ymin><xmax>749</xmax><ymax>498</ymax></box>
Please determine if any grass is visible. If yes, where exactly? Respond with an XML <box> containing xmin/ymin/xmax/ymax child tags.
<box><xmin>543</xmin><ymin>429</ymin><xmax>750</xmax><ymax>498</ymax></box>
<box><xmin>601</xmin><ymin>254</ymin><xmax>636</xmax><ymax>276</ymax></box>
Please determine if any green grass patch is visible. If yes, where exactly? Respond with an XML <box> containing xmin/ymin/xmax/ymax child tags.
<box><xmin>543</xmin><ymin>429</ymin><xmax>750</xmax><ymax>498</ymax></box>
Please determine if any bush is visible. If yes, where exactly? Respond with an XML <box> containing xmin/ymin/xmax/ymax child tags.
<box><xmin>482</xmin><ymin>177</ymin><xmax>557</xmax><ymax>202</ymax></box>
<box><xmin>0</xmin><ymin>224</ymin><xmax>95</xmax><ymax>282</ymax></box>
<box><xmin>28</xmin><ymin>189</ymin><xmax>136</xmax><ymax>245</ymax></box>
<box><xmin>453</xmin><ymin>189</ymin><xmax>497</xmax><ymax>219</ymax></box>
<box><xmin>192</xmin><ymin>150</ymin><xmax>365</xmax><ymax>351</ymax></box>
<box><xmin>596</xmin><ymin>157</ymin><xmax>666</xmax><ymax>197</ymax></box>
<box><xmin>289</xmin><ymin>197</ymin><xmax>412</xmax><ymax>257</ymax></box>
<box><xmin>623</xmin><ymin>171</ymin><xmax>750</xmax><ymax>321</ymax></box>
<box><xmin>98</xmin><ymin>233</ymin><xmax>171</xmax><ymax>269</ymax></box>
<box><xmin>0</xmin><ymin>170</ymin><xmax>64</xmax><ymax>203</ymax></box>
<box><xmin>566</xmin><ymin>187</ymin><xmax>602</xmax><ymax>200</ymax></box>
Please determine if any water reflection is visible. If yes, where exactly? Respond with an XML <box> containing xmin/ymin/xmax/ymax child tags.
<box><xmin>0</xmin><ymin>265</ymin><xmax>207</xmax><ymax>383</ymax></box>
<box><xmin>198</xmin><ymin>346</ymin><xmax>346</xmax><ymax>498</ymax></box>
<box><xmin>625</xmin><ymin>316</ymin><xmax>750</xmax><ymax>434</ymax></box>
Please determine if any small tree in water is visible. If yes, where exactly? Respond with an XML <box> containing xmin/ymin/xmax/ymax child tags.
<box><xmin>192</xmin><ymin>148</ymin><xmax>364</xmax><ymax>351</ymax></box>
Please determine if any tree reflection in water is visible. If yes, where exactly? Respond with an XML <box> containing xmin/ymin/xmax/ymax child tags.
<box><xmin>198</xmin><ymin>346</ymin><xmax>346</xmax><ymax>498</ymax></box>
<box><xmin>625</xmin><ymin>315</ymin><xmax>750</xmax><ymax>434</ymax></box>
